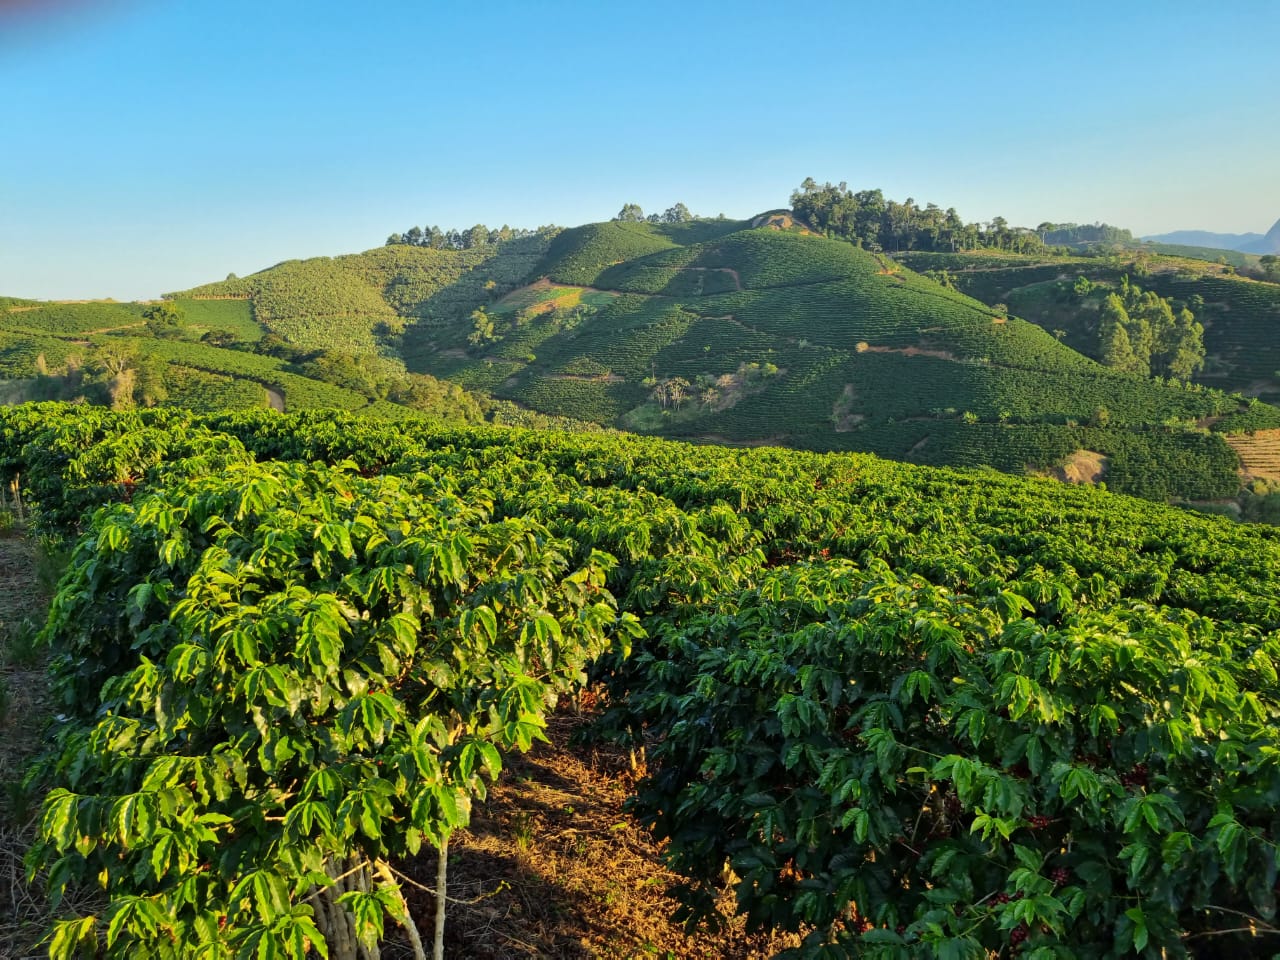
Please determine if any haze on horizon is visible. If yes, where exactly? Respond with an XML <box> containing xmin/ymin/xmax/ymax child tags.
<box><xmin>3</xmin><ymin>0</ymin><xmax>1278</xmax><ymax>301</ymax></box>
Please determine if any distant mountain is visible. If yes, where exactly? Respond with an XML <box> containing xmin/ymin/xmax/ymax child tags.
<box><xmin>1142</xmin><ymin>220</ymin><xmax>1280</xmax><ymax>254</ymax></box>
<box><xmin>1241</xmin><ymin>218</ymin><xmax>1280</xmax><ymax>254</ymax></box>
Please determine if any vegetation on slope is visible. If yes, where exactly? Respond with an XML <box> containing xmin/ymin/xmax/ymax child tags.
<box><xmin>408</xmin><ymin>224</ymin><xmax>1270</xmax><ymax>503</ymax></box>
<box><xmin>896</xmin><ymin>249</ymin><xmax>1280</xmax><ymax>405</ymax></box>
<box><xmin>4</xmin><ymin>405</ymin><xmax>1280</xmax><ymax>958</ymax></box>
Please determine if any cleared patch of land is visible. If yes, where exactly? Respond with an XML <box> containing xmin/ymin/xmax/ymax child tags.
<box><xmin>1225</xmin><ymin>429</ymin><xmax>1280</xmax><ymax>482</ymax></box>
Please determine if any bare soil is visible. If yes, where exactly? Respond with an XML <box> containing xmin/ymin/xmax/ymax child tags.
<box><xmin>400</xmin><ymin>713</ymin><xmax>802</xmax><ymax>958</ymax></box>
<box><xmin>1039</xmin><ymin>450</ymin><xmax>1108</xmax><ymax>485</ymax></box>
<box><xmin>1225</xmin><ymin>429</ymin><xmax>1280</xmax><ymax>482</ymax></box>
<box><xmin>856</xmin><ymin>344</ymin><xmax>957</xmax><ymax>362</ymax></box>
<box><xmin>0</xmin><ymin>532</ymin><xmax>54</xmax><ymax>960</ymax></box>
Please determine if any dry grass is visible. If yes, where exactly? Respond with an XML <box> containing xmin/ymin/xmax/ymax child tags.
<box><xmin>1225</xmin><ymin>429</ymin><xmax>1280</xmax><ymax>483</ymax></box>
<box><xmin>1043</xmin><ymin>450</ymin><xmax>1109</xmax><ymax>485</ymax></box>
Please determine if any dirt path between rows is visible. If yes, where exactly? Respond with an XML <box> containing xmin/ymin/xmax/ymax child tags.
<box><xmin>0</xmin><ymin>532</ymin><xmax>54</xmax><ymax>958</ymax></box>
<box><xmin>265</xmin><ymin>386</ymin><xmax>285</xmax><ymax>412</ymax></box>
<box><xmin>857</xmin><ymin>343</ymin><xmax>958</xmax><ymax>361</ymax></box>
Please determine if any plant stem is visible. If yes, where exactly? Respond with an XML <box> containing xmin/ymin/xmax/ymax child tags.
<box><xmin>434</xmin><ymin>835</ymin><xmax>449</xmax><ymax>960</ymax></box>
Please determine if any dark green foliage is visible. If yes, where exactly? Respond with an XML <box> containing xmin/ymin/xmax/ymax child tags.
<box><xmin>0</xmin><ymin>301</ymin><xmax>146</xmax><ymax>336</ymax></box>
<box><xmin>628</xmin><ymin>563</ymin><xmax>1280</xmax><ymax>957</ymax></box>
<box><xmin>897</xmin><ymin>250</ymin><xmax>1280</xmax><ymax>403</ymax></box>
<box><xmin>8</xmin><ymin>405</ymin><xmax>1280</xmax><ymax>956</ymax></box>
<box><xmin>790</xmin><ymin>180</ymin><xmax>1058</xmax><ymax>255</ymax></box>
<box><xmin>540</xmin><ymin>222</ymin><xmax>678</xmax><ymax>286</ymax></box>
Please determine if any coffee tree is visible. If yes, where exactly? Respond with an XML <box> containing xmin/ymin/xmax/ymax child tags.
<box><xmin>28</xmin><ymin>458</ymin><xmax>639</xmax><ymax>959</ymax></box>
<box><xmin>625</xmin><ymin>561</ymin><xmax>1280</xmax><ymax>958</ymax></box>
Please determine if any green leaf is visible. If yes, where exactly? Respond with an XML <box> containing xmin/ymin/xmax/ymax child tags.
<box><xmin>48</xmin><ymin>917</ymin><xmax>96</xmax><ymax>960</ymax></box>
<box><xmin>1125</xmin><ymin>906</ymin><xmax>1149</xmax><ymax>951</ymax></box>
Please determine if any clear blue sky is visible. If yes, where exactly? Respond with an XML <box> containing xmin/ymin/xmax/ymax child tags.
<box><xmin>3</xmin><ymin>0</ymin><xmax>1278</xmax><ymax>300</ymax></box>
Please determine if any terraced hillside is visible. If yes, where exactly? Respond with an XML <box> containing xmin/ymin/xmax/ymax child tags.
<box><xmin>399</xmin><ymin>223</ymin><xmax>1279</xmax><ymax>502</ymax></box>
<box><xmin>173</xmin><ymin>233</ymin><xmax>557</xmax><ymax>355</ymax></box>
<box><xmin>1227</xmin><ymin>429</ymin><xmax>1280</xmax><ymax>483</ymax></box>
<box><xmin>11</xmin><ymin>214</ymin><xmax>1280</xmax><ymax>506</ymax></box>
<box><xmin>0</xmin><ymin>298</ymin><xmax>503</xmax><ymax>421</ymax></box>
<box><xmin>897</xmin><ymin>249</ymin><xmax>1280</xmax><ymax>404</ymax></box>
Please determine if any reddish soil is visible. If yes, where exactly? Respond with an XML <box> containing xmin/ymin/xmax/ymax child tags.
<box><xmin>856</xmin><ymin>344</ymin><xmax>957</xmax><ymax>362</ymax></box>
<box><xmin>398</xmin><ymin>711</ymin><xmax>802</xmax><ymax>958</ymax></box>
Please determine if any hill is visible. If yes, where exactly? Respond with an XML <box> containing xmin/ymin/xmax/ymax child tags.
<box><xmin>381</xmin><ymin>221</ymin><xmax>1274</xmax><ymax>503</ymax></box>
<box><xmin>0</xmin><ymin>296</ymin><xmax>595</xmax><ymax>432</ymax></box>
<box><xmin>9</xmin><ymin>199</ymin><xmax>1280</xmax><ymax>508</ymax></box>
<box><xmin>1244</xmin><ymin>217</ymin><xmax>1280</xmax><ymax>254</ymax></box>
<box><xmin>1142</xmin><ymin>218</ymin><xmax>1280</xmax><ymax>254</ymax></box>
<box><xmin>895</xmin><ymin>248</ymin><xmax>1280</xmax><ymax>407</ymax></box>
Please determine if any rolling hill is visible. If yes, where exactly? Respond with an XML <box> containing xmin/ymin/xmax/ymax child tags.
<box><xmin>895</xmin><ymin>247</ymin><xmax>1280</xmax><ymax>406</ymax></box>
<box><xmin>363</xmin><ymin>219</ymin><xmax>1272</xmax><ymax>503</ymax></box>
<box><xmin>8</xmin><ymin>208</ymin><xmax>1280</xmax><ymax>507</ymax></box>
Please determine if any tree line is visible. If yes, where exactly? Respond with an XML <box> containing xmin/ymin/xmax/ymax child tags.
<box><xmin>385</xmin><ymin>223</ymin><xmax>549</xmax><ymax>250</ymax></box>
<box><xmin>612</xmin><ymin>202</ymin><xmax>699</xmax><ymax>224</ymax></box>
<box><xmin>790</xmin><ymin>179</ymin><xmax>1131</xmax><ymax>255</ymax></box>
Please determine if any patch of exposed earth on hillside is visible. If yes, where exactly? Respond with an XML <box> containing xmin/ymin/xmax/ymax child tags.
<box><xmin>750</xmin><ymin>211</ymin><xmax>814</xmax><ymax>234</ymax></box>
<box><xmin>855</xmin><ymin>342</ymin><xmax>958</xmax><ymax>361</ymax></box>
<box><xmin>831</xmin><ymin>384</ymin><xmax>864</xmax><ymax>432</ymax></box>
<box><xmin>1224</xmin><ymin>429</ymin><xmax>1280</xmax><ymax>482</ymax></box>
<box><xmin>1037</xmin><ymin>449</ymin><xmax>1109</xmax><ymax>485</ymax></box>
<box><xmin>906</xmin><ymin>436</ymin><xmax>930</xmax><ymax>457</ymax></box>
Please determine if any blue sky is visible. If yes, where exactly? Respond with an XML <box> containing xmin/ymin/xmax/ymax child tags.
<box><xmin>3</xmin><ymin>0</ymin><xmax>1278</xmax><ymax>299</ymax></box>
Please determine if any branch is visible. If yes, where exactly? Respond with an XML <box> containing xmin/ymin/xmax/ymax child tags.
<box><xmin>382</xmin><ymin>862</ymin><xmax>509</xmax><ymax>906</ymax></box>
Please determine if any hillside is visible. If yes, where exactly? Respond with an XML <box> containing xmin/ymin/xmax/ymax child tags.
<box><xmin>172</xmin><ymin>234</ymin><xmax>556</xmax><ymax>354</ymax></box>
<box><xmin>7</xmin><ymin>207</ymin><xmax>1280</xmax><ymax>507</ymax></box>
<box><xmin>0</xmin><ymin>297</ymin><xmax>562</xmax><ymax>429</ymax></box>
<box><xmin>1142</xmin><ymin>228</ymin><xmax>1265</xmax><ymax>251</ymax></box>
<box><xmin>895</xmin><ymin>248</ymin><xmax>1280</xmax><ymax>406</ymax></box>
<box><xmin>5</xmin><ymin>405</ymin><xmax>1280</xmax><ymax>958</ymax></box>
<box><xmin>382</xmin><ymin>221</ymin><xmax>1273</xmax><ymax>503</ymax></box>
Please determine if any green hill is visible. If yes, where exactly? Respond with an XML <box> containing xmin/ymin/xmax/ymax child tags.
<box><xmin>9</xmin><ymin>209</ymin><xmax>1280</xmax><ymax>507</ymax></box>
<box><xmin>896</xmin><ymin>248</ymin><xmax>1280</xmax><ymax>406</ymax></box>
<box><xmin>172</xmin><ymin>234</ymin><xmax>556</xmax><ymax>355</ymax></box>
<box><xmin>384</xmin><ymin>223</ymin><xmax>1274</xmax><ymax>503</ymax></box>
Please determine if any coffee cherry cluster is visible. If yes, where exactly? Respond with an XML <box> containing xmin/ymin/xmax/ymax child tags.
<box><xmin>1027</xmin><ymin>814</ymin><xmax>1052</xmax><ymax>830</ymax></box>
<box><xmin>1010</xmin><ymin>923</ymin><xmax>1030</xmax><ymax>946</ymax></box>
<box><xmin>1051</xmin><ymin>867</ymin><xmax>1071</xmax><ymax>886</ymax></box>
<box><xmin>1120</xmin><ymin>762</ymin><xmax>1150</xmax><ymax>789</ymax></box>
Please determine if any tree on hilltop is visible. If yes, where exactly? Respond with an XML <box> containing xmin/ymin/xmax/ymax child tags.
<box><xmin>613</xmin><ymin>203</ymin><xmax>645</xmax><ymax>223</ymax></box>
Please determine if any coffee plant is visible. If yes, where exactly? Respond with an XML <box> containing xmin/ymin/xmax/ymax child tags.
<box><xmin>27</xmin><ymin>458</ymin><xmax>638</xmax><ymax>959</ymax></box>
<box><xmin>3</xmin><ymin>403</ymin><xmax>1279</xmax><ymax>958</ymax></box>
